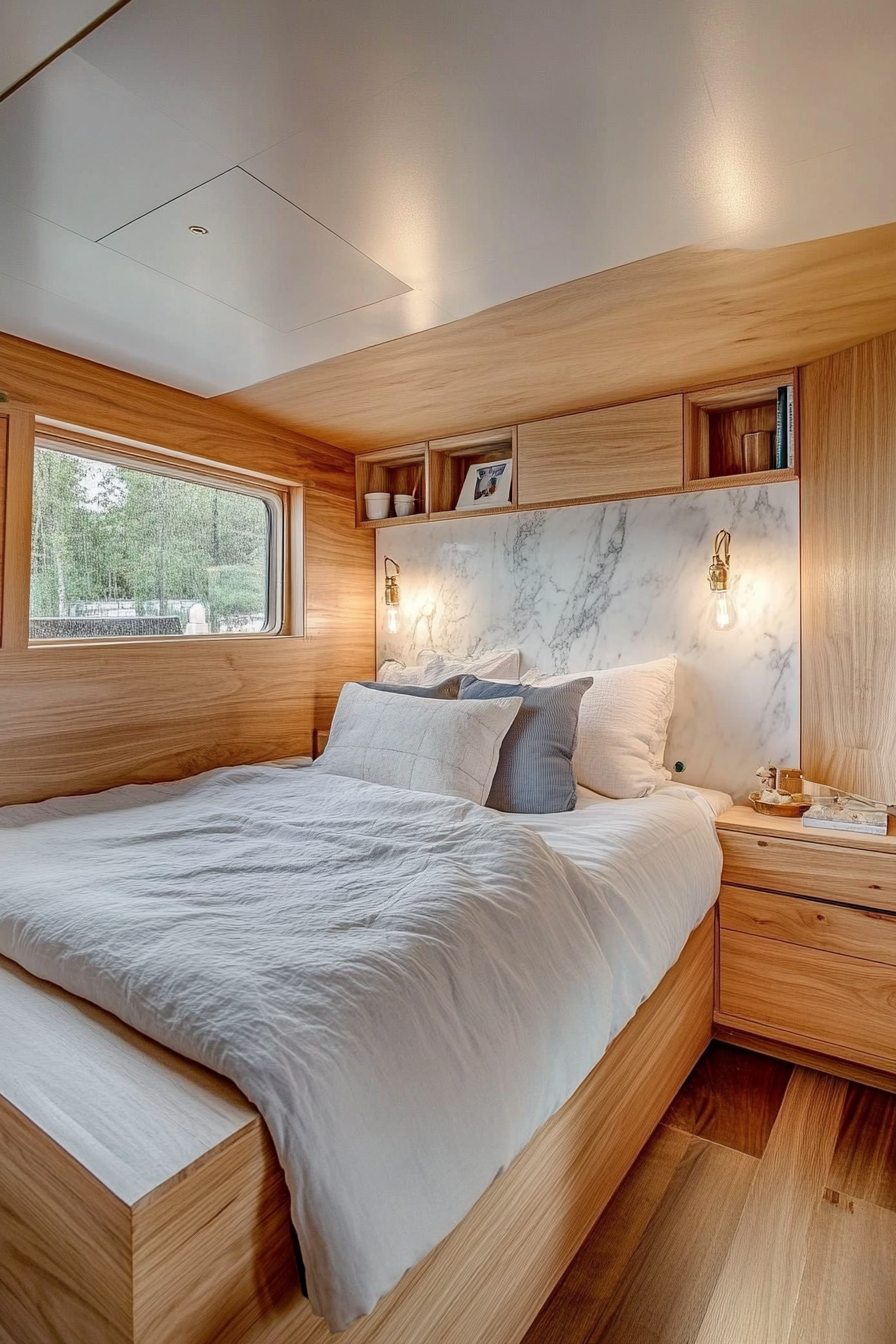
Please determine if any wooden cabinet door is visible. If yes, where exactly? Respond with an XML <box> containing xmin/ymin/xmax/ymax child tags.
<box><xmin>517</xmin><ymin>395</ymin><xmax>683</xmax><ymax>507</ymax></box>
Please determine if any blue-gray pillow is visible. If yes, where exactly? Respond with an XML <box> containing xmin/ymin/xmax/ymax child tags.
<box><xmin>356</xmin><ymin>675</ymin><xmax>462</xmax><ymax>700</ymax></box>
<box><xmin>458</xmin><ymin>675</ymin><xmax>593</xmax><ymax>812</ymax></box>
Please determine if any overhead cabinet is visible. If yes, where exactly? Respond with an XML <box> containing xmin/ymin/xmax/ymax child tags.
<box><xmin>516</xmin><ymin>395</ymin><xmax>683</xmax><ymax>508</ymax></box>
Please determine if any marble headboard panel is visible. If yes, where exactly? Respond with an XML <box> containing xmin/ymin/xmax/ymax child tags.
<box><xmin>376</xmin><ymin>482</ymin><xmax>799</xmax><ymax>800</ymax></box>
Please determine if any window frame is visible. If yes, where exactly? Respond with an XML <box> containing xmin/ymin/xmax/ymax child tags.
<box><xmin>28</xmin><ymin>424</ymin><xmax>299</xmax><ymax>644</ymax></box>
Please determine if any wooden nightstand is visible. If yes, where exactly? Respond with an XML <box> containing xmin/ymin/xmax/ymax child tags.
<box><xmin>713</xmin><ymin>805</ymin><xmax>896</xmax><ymax>1091</ymax></box>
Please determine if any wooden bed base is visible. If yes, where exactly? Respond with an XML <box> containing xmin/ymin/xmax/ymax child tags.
<box><xmin>0</xmin><ymin>910</ymin><xmax>713</xmax><ymax>1344</ymax></box>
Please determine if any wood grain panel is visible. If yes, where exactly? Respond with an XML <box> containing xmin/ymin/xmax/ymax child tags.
<box><xmin>719</xmin><ymin>929</ymin><xmax>896</xmax><ymax>1065</ymax></box>
<box><xmin>0</xmin><ymin>406</ymin><xmax>35</xmax><ymax>651</ymax></box>
<box><xmin>719</xmin><ymin>828</ymin><xmax>896</xmax><ymax>913</ymax></box>
<box><xmin>589</xmin><ymin>1136</ymin><xmax>757</xmax><ymax>1344</ymax></box>
<box><xmin>716</xmin><ymin>803</ymin><xmax>896</xmax><ymax>855</ymax></box>
<box><xmin>521</xmin><ymin>1124</ymin><xmax>692</xmax><ymax>1344</ymax></box>
<box><xmin>0</xmin><ymin>912</ymin><xmax>713</xmax><ymax>1344</ymax></box>
<box><xmin>219</xmin><ymin>224</ymin><xmax>896</xmax><ymax>452</ymax></box>
<box><xmin>788</xmin><ymin>1196</ymin><xmax>896</xmax><ymax>1344</ymax></box>
<box><xmin>0</xmin><ymin>352</ymin><xmax>375</xmax><ymax>805</ymax></box>
<box><xmin>719</xmin><ymin>884</ymin><xmax>896</xmax><ymax>966</ymax></box>
<box><xmin>801</xmin><ymin>329</ymin><xmax>896</xmax><ymax>805</ymax></box>
<box><xmin>661</xmin><ymin>1039</ymin><xmax>793</xmax><ymax>1158</ymax></box>
<box><xmin>517</xmin><ymin>395</ymin><xmax>682</xmax><ymax>506</ymax></box>
<box><xmin>828</xmin><ymin>1084</ymin><xmax>896</xmax><ymax>1213</ymax></box>
<box><xmin>693</xmin><ymin>1069</ymin><xmax>847</xmax><ymax>1344</ymax></box>
<box><xmin>0</xmin><ymin>333</ymin><xmax>355</xmax><ymax>495</ymax></box>
<box><xmin>712</xmin><ymin>1023</ymin><xmax>896</xmax><ymax>1095</ymax></box>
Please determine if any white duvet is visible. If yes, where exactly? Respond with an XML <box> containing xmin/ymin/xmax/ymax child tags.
<box><xmin>0</xmin><ymin>767</ymin><xmax>722</xmax><ymax>1330</ymax></box>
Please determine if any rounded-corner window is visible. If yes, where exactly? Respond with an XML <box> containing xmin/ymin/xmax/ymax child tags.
<box><xmin>29</xmin><ymin>439</ymin><xmax>285</xmax><ymax>640</ymax></box>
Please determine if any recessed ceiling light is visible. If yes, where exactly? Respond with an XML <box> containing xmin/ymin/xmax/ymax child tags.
<box><xmin>187</xmin><ymin>224</ymin><xmax>209</xmax><ymax>236</ymax></box>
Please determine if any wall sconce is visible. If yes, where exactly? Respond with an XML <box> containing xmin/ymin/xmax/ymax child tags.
<box><xmin>707</xmin><ymin>529</ymin><xmax>737</xmax><ymax>631</ymax></box>
<box><xmin>384</xmin><ymin>556</ymin><xmax>402</xmax><ymax>635</ymax></box>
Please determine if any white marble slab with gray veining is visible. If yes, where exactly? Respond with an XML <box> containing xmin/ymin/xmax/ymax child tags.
<box><xmin>376</xmin><ymin>483</ymin><xmax>799</xmax><ymax>799</ymax></box>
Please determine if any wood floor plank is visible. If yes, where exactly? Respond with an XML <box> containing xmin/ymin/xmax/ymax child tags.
<box><xmin>787</xmin><ymin>1195</ymin><xmax>896</xmax><ymax>1344</ymax></box>
<box><xmin>662</xmin><ymin>1041</ymin><xmax>793</xmax><ymax>1157</ymax></box>
<box><xmin>828</xmin><ymin>1084</ymin><xmax>896</xmax><ymax>1211</ymax></box>
<box><xmin>587</xmin><ymin>1136</ymin><xmax>758</xmax><ymax>1343</ymax></box>
<box><xmin>693</xmin><ymin>1069</ymin><xmax>848</xmax><ymax>1344</ymax></box>
<box><xmin>522</xmin><ymin>1125</ymin><xmax>691</xmax><ymax>1344</ymax></box>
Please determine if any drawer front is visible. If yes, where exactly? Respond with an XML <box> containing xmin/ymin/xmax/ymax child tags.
<box><xmin>719</xmin><ymin>884</ymin><xmax>896</xmax><ymax>966</ymax></box>
<box><xmin>719</xmin><ymin>830</ymin><xmax>896</xmax><ymax>913</ymax></box>
<box><xmin>720</xmin><ymin>928</ymin><xmax>896</xmax><ymax>1064</ymax></box>
<box><xmin>516</xmin><ymin>396</ymin><xmax>683</xmax><ymax>507</ymax></box>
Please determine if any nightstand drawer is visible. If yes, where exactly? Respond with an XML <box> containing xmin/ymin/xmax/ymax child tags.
<box><xmin>719</xmin><ymin>884</ymin><xmax>896</xmax><ymax>966</ymax></box>
<box><xmin>719</xmin><ymin>830</ymin><xmax>896</xmax><ymax>912</ymax></box>
<box><xmin>719</xmin><ymin>928</ymin><xmax>896</xmax><ymax>1065</ymax></box>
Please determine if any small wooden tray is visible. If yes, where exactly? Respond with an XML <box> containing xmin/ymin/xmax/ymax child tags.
<box><xmin>749</xmin><ymin>791</ymin><xmax>812</xmax><ymax>818</ymax></box>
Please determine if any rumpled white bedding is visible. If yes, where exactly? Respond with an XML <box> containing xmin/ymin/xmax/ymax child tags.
<box><xmin>0</xmin><ymin>766</ymin><xmax>723</xmax><ymax>1330</ymax></box>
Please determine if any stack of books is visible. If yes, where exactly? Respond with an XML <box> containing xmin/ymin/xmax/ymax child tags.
<box><xmin>775</xmin><ymin>386</ymin><xmax>795</xmax><ymax>470</ymax></box>
<box><xmin>802</xmin><ymin>799</ymin><xmax>888</xmax><ymax>835</ymax></box>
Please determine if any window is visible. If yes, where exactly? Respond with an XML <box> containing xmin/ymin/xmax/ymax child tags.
<box><xmin>29</xmin><ymin>438</ymin><xmax>284</xmax><ymax>639</ymax></box>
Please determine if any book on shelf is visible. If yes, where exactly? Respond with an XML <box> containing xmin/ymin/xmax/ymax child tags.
<box><xmin>775</xmin><ymin>387</ymin><xmax>787</xmax><ymax>470</ymax></box>
<box><xmin>786</xmin><ymin>385</ymin><xmax>794</xmax><ymax>468</ymax></box>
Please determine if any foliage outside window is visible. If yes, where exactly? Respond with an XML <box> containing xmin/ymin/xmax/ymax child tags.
<box><xmin>29</xmin><ymin>442</ymin><xmax>282</xmax><ymax>639</ymax></box>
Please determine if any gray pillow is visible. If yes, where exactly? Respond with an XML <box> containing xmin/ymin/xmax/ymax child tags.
<box><xmin>356</xmin><ymin>675</ymin><xmax>462</xmax><ymax>700</ymax></box>
<box><xmin>458</xmin><ymin>675</ymin><xmax>593</xmax><ymax>813</ymax></box>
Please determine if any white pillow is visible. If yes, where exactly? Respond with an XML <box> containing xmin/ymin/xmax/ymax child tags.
<box><xmin>315</xmin><ymin>682</ymin><xmax>522</xmax><ymax>804</ymax></box>
<box><xmin>377</xmin><ymin>647</ymin><xmax>521</xmax><ymax>687</ymax></box>
<box><xmin>524</xmin><ymin>658</ymin><xmax>676</xmax><ymax>799</ymax></box>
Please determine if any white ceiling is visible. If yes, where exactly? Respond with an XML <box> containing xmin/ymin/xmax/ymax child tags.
<box><xmin>1</xmin><ymin>0</ymin><xmax>895</xmax><ymax>398</ymax></box>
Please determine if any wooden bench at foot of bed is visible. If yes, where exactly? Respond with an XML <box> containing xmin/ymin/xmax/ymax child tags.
<box><xmin>0</xmin><ymin>909</ymin><xmax>714</xmax><ymax>1344</ymax></box>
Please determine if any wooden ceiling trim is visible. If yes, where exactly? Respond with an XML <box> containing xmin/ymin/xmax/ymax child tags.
<box><xmin>0</xmin><ymin>333</ymin><xmax>355</xmax><ymax>496</ymax></box>
<box><xmin>218</xmin><ymin>223</ymin><xmax>896</xmax><ymax>453</ymax></box>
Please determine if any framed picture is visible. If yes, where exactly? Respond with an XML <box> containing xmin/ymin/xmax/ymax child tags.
<box><xmin>455</xmin><ymin>458</ymin><xmax>513</xmax><ymax>511</ymax></box>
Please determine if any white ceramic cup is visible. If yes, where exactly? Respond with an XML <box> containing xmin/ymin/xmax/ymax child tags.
<box><xmin>394</xmin><ymin>494</ymin><xmax>416</xmax><ymax>517</ymax></box>
<box><xmin>364</xmin><ymin>492</ymin><xmax>391</xmax><ymax>520</ymax></box>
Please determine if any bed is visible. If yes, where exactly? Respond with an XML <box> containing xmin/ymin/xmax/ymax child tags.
<box><xmin>0</xmin><ymin>764</ymin><xmax>727</xmax><ymax>1344</ymax></box>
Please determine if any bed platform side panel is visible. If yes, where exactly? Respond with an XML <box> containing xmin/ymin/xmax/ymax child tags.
<box><xmin>0</xmin><ymin>909</ymin><xmax>712</xmax><ymax>1344</ymax></box>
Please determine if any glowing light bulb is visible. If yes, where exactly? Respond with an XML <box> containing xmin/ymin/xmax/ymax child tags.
<box><xmin>711</xmin><ymin>589</ymin><xmax>737</xmax><ymax>631</ymax></box>
<box><xmin>386</xmin><ymin>602</ymin><xmax>402</xmax><ymax>635</ymax></box>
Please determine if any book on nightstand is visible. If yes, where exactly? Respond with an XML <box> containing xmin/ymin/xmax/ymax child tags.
<box><xmin>802</xmin><ymin>800</ymin><xmax>888</xmax><ymax>835</ymax></box>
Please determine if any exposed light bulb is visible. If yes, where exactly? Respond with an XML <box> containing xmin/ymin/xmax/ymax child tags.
<box><xmin>711</xmin><ymin>589</ymin><xmax>737</xmax><ymax>631</ymax></box>
<box><xmin>384</xmin><ymin>556</ymin><xmax>402</xmax><ymax>635</ymax></box>
<box><xmin>707</xmin><ymin>529</ymin><xmax>736</xmax><ymax>632</ymax></box>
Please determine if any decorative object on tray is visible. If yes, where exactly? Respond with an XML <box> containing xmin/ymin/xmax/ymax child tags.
<box><xmin>749</xmin><ymin>790</ymin><xmax>812</xmax><ymax>817</ymax></box>
<box><xmin>802</xmin><ymin>797</ymin><xmax>889</xmax><ymax>835</ymax></box>
<box><xmin>455</xmin><ymin>457</ymin><xmax>513</xmax><ymax>511</ymax></box>
<box><xmin>749</xmin><ymin>763</ymin><xmax>810</xmax><ymax>815</ymax></box>
<box><xmin>364</xmin><ymin>491</ymin><xmax>391</xmax><ymax>520</ymax></box>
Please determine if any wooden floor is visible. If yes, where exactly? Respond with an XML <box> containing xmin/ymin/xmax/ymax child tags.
<box><xmin>523</xmin><ymin>1043</ymin><xmax>896</xmax><ymax>1344</ymax></box>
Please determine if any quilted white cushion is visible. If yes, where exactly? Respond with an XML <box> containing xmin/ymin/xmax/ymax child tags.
<box><xmin>315</xmin><ymin>682</ymin><xmax>522</xmax><ymax>804</ymax></box>
<box><xmin>524</xmin><ymin>658</ymin><xmax>677</xmax><ymax>799</ymax></box>
<box><xmin>377</xmin><ymin>648</ymin><xmax>521</xmax><ymax>687</ymax></box>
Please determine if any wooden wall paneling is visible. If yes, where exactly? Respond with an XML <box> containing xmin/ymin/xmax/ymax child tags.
<box><xmin>0</xmin><ymin>406</ymin><xmax>35</xmax><ymax>652</ymax></box>
<box><xmin>0</xmin><ymin>344</ymin><xmax>375</xmax><ymax>805</ymax></box>
<box><xmin>800</xmin><ymin>329</ymin><xmax>896</xmax><ymax>806</ymax></box>
<box><xmin>0</xmin><ymin>334</ymin><xmax>356</xmax><ymax>496</ymax></box>
<box><xmin>516</xmin><ymin>395</ymin><xmax>683</xmax><ymax>508</ymax></box>
<box><xmin>219</xmin><ymin>224</ymin><xmax>896</xmax><ymax>452</ymax></box>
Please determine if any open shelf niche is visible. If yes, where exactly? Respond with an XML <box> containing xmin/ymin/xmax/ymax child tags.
<box><xmin>355</xmin><ymin>442</ymin><xmax>428</xmax><ymax>527</ymax></box>
<box><xmin>428</xmin><ymin>426</ymin><xmax>517</xmax><ymax>519</ymax></box>
<box><xmin>684</xmin><ymin>371</ymin><xmax>798</xmax><ymax>491</ymax></box>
